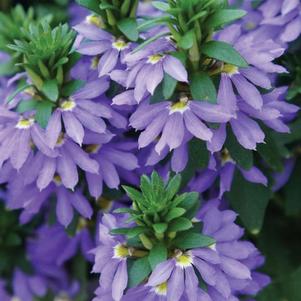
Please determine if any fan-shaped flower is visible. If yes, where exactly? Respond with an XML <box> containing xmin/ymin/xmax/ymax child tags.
<box><xmin>46</xmin><ymin>78</ymin><xmax>111</xmax><ymax>147</ymax></box>
<box><xmin>91</xmin><ymin>214</ymin><xmax>130</xmax><ymax>301</ymax></box>
<box><xmin>0</xmin><ymin>108</ymin><xmax>57</xmax><ymax>170</ymax></box>
<box><xmin>122</xmin><ymin>38</ymin><xmax>188</xmax><ymax>102</ymax></box>
<box><xmin>130</xmin><ymin>98</ymin><xmax>233</xmax><ymax>154</ymax></box>
<box><xmin>74</xmin><ymin>20</ymin><xmax>133</xmax><ymax>77</ymax></box>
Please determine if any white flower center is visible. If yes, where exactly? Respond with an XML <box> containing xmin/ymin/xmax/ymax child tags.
<box><xmin>209</xmin><ymin>243</ymin><xmax>217</xmax><ymax>251</ymax></box>
<box><xmin>16</xmin><ymin>117</ymin><xmax>34</xmax><ymax>129</ymax></box>
<box><xmin>60</xmin><ymin>100</ymin><xmax>76</xmax><ymax>111</ymax></box>
<box><xmin>11</xmin><ymin>297</ymin><xmax>21</xmax><ymax>301</ymax></box>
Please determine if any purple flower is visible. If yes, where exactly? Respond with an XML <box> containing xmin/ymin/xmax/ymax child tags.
<box><xmin>0</xmin><ymin>108</ymin><xmax>57</xmax><ymax>170</ymax></box>
<box><xmin>84</xmin><ymin>133</ymin><xmax>139</xmax><ymax>198</ymax></box>
<box><xmin>209</xmin><ymin>83</ymin><xmax>299</xmax><ymax>151</ymax></box>
<box><xmin>46</xmin><ymin>78</ymin><xmax>111</xmax><ymax>147</ymax></box>
<box><xmin>12</xmin><ymin>269</ymin><xmax>47</xmax><ymax>301</ymax></box>
<box><xmin>0</xmin><ymin>280</ymin><xmax>11</xmax><ymax>301</ymax></box>
<box><xmin>130</xmin><ymin>99</ymin><xmax>233</xmax><ymax>154</ymax></box>
<box><xmin>216</xmin><ymin>24</ymin><xmax>286</xmax><ymax>112</ymax></box>
<box><xmin>74</xmin><ymin>21</ymin><xmax>133</xmax><ymax>77</ymax></box>
<box><xmin>122</xmin><ymin>38</ymin><xmax>188</xmax><ymax>102</ymax></box>
<box><xmin>123</xmin><ymin>284</ymin><xmax>212</xmax><ymax>301</ymax></box>
<box><xmin>91</xmin><ymin>214</ymin><xmax>129</xmax><ymax>301</ymax></box>
<box><xmin>260</xmin><ymin>0</ymin><xmax>301</xmax><ymax>43</ymax></box>
<box><xmin>189</xmin><ymin>153</ymin><xmax>267</xmax><ymax>197</ymax></box>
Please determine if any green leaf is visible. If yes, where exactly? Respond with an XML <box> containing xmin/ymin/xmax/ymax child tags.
<box><xmin>152</xmin><ymin>1</ymin><xmax>170</xmax><ymax>11</ymax></box>
<box><xmin>153</xmin><ymin>223</ymin><xmax>168</xmax><ymax>234</ymax></box>
<box><xmin>165</xmin><ymin>207</ymin><xmax>186</xmax><ymax>222</ymax></box>
<box><xmin>163</xmin><ymin>74</ymin><xmax>177</xmax><ymax>99</ymax></box>
<box><xmin>128</xmin><ymin>257</ymin><xmax>151</xmax><ymax>288</ymax></box>
<box><xmin>168</xmin><ymin>217</ymin><xmax>193</xmax><ymax>232</ymax></box>
<box><xmin>165</xmin><ymin>174</ymin><xmax>181</xmax><ymax>201</ymax></box>
<box><xmin>226</xmin><ymin>171</ymin><xmax>271</xmax><ymax>234</ymax></box>
<box><xmin>190</xmin><ymin>72</ymin><xmax>217</xmax><ymax>103</ymax></box>
<box><xmin>110</xmin><ymin>227</ymin><xmax>130</xmax><ymax>235</ymax></box>
<box><xmin>41</xmin><ymin>80</ymin><xmax>59</xmax><ymax>102</ymax></box>
<box><xmin>117</xmin><ymin>18</ymin><xmax>139</xmax><ymax>42</ymax></box>
<box><xmin>173</xmin><ymin>232</ymin><xmax>215</xmax><ymax>250</ymax></box>
<box><xmin>202</xmin><ymin>40</ymin><xmax>248</xmax><ymax>68</ymax></box>
<box><xmin>179</xmin><ymin>192</ymin><xmax>200</xmax><ymax>219</ymax></box>
<box><xmin>284</xmin><ymin>158</ymin><xmax>301</xmax><ymax>216</ymax></box>
<box><xmin>225</xmin><ymin>126</ymin><xmax>253</xmax><ymax>170</ymax></box>
<box><xmin>62</xmin><ymin>80</ymin><xmax>85</xmax><ymax>97</ymax></box>
<box><xmin>127</xmin><ymin>226</ymin><xmax>148</xmax><ymax>238</ymax></box>
<box><xmin>114</xmin><ymin>207</ymin><xmax>137</xmax><ymax>214</ymax></box>
<box><xmin>207</xmin><ymin>9</ymin><xmax>247</xmax><ymax>28</ymax></box>
<box><xmin>75</xmin><ymin>0</ymin><xmax>101</xmax><ymax>14</ymax></box>
<box><xmin>257</xmin><ymin>128</ymin><xmax>283</xmax><ymax>172</ymax></box>
<box><xmin>16</xmin><ymin>99</ymin><xmax>38</xmax><ymax>113</ymax></box>
<box><xmin>148</xmin><ymin>243</ymin><xmax>167</xmax><ymax>270</ymax></box>
<box><xmin>181</xmin><ymin>139</ymin><xmax>210</xmax><ymax>188</ymax></box>
<box><xmin>35</xmin><ymin>101</ymin><xmax>53</xmax><ymax>128</ymax></box>
<box><xmin>179</xmin><ymin>30</ymin><xmax>195</xmax><ymax>50</ymax></box>
<box><xmin>123</xmin><ymin>186</ymin><xmax>143</xmax><ymax>203</ymax></box>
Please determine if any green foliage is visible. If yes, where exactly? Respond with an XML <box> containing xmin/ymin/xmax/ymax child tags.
<box><xmin>226</xmin><ymin>171</ymin><xmax>271</xmax><ymax>234</ymax></box>
<box><xmin>202</xmin><ymin>40</ymin><xmax>248</xmax><ymax>68</ymax></box>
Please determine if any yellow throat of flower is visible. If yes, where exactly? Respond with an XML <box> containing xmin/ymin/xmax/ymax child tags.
<box><xmin>16</xmin><ymin>117</ymin><xmax>34</xmax><ymax>129</ymax></box>
<box><xmin>154</xmin><ymin>282</ymin><xmax>168</xmax><ymax>296</ymax></box>
<box><xmin>175</xmin><ymin>251</ymin><xmax>193</xmax><ymax>268</ymax></box>
<box><xmin>113</xmin><ymin>244</ymin><xmax>129</xmax><ymax>259</ymax></box>
<box><xmin>147</xmin><ymin>54</ymin><xmax>164</xmax><ymax>64</ymax></box>
<box><xmin>86</xmin><ymin>15</ymin><xmax>104</xmax><ymax>28</ymax></box>
<box><xmin>222</xmin><ymin>64</ymin><xmax>239</xmax><ymax>76</ymax></box>
<box><xmin>112</xmin><ymin>39</ymin><xmax>128</xmax><ymax>51</ymax></box>
<box><xmin>60</xmin><ymin>100</ymin><xmax>76</xmax><ymax>111</ymax></box>
<box><xmin>170</xmin><ymin>96</ymin><xmax>189</xmax><ymax>114</ymax></box>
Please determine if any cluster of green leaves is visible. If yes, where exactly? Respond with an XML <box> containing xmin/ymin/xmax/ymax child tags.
<box><xmin>7</xmin><ymin>21</ymin><xmax>83</xmax><ymax>128</ymax></box>
<box><xmin>0</xmin><ymin>5</ymin><xmax>52</xmax><ymax>76</ymax></box>
<box><xmin>114</xmin><ymin>172</ymin><xmax>214</xmax><ymax>248</ymax></box>
<box><xmin>76</xmin><ymin>0</ymin><xmax>140</xmax><ymax>41</ymax></box>
<box><xmin>111</xmin><ymin>172</ymin><xmax>215</xmax><ymax>287</ymax></box>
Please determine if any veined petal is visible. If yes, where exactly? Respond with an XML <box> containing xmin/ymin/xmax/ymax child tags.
<box><xmin>62</xmin><ymin>112</ymin><xmax>85</xmax><ymax>146</ymax></box>
<box><xmin>163</xmin><ymin>55</ymin><xmax>188</xmax><ymax>82</ymax></box>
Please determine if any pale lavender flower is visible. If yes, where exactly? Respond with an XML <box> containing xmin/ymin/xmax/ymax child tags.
<box><xmin>216</xmin><ymin>24</ymin><xmax>287</xmax><ymax>112</ymax></box>
<box><xmin>122</xmin><ymin>38</ymin><xmax>188</xmax><ymax>102</ymax></box>
<box><xmin>12</xmin><ymin>269</ymin><xmax>47</xmax><ymax>301</ymax></box>
<box><xmin>260</xmin><ymin>0</ymin><xmax>301</xmax><ymax>43</ymax></box>
<box><xmin>74</xmin><ymin>21</ymin><xmax>133</xmax><ymax>77</ymax></box>
<box><xmin>91</xmin><ymin>214</ymin><xmax>129</xmax><ymax>301</ymax></box>
<box><xmin>83</xmin><ymin>133</ymin><xmax>139</xmax><ymax>199</ymax></box>
<box><xmin>0</xmin><ymin>108</ymin><xmax>57</xmax><ymax>170</ymax></box>
<box><xmin>189</xmin><ymin>154</ymin><xmax>267</xmax><ymax>197</ymax></box>
<box><xmin>46</xmin><ymin>78</ymin><xmax>111</xmax><ymax>147</ymax></box>
<box><xmin>209</xmin><ymin>84</ymin><xmax>299</xmax><ymax>151</ymax></box>
<box><xmin>130</xmin><ymin>99</ymin><xmax>233</xmax><ymax>154</ymax></box>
